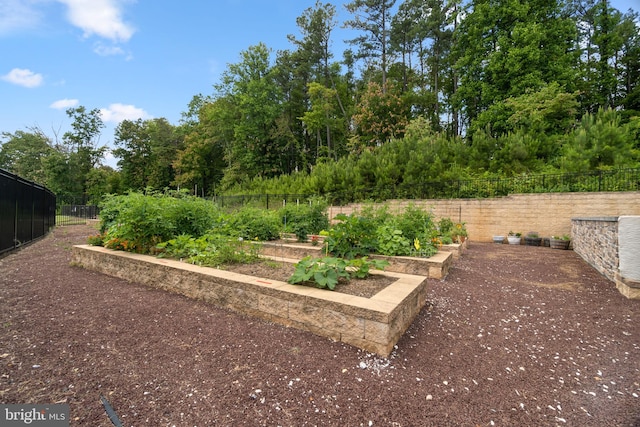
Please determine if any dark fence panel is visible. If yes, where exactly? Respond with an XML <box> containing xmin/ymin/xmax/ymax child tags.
<box><xmin>324</xmin><ymin>168</ymin><xmax>640</xmax><ymax>205</ymax></box>
<box><xmin>56</xmin><ymin>205</ymin><xmax>99</xmax><ymax>226</ymax></box>
<box><xmin>213</xmin><ymin>168</ymin><xmax>640</xmax><ymax>207</ymax></box>
<box><xmin>0</xmin><ymin>168</ymin><xmax>56</xmax><ymax>255</ymax></box>
<box><xmin>213</xmin><ymin>194</ymin><xmax>311</xmax><ymax>210</ymax></box>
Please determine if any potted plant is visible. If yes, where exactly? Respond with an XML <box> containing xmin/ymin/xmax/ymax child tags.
<box><xmin>450</xmin><ymin>222</ymin><xmax>468</xmax><ymax>244</ymax></box>
<box><xmin>524</xmin><ymin>231</ymin><xmax>542</xmax><ymax>246</ymax></box>
<box><xmin>550</xmin><ymin>234</ymin><xmax>571</xmax><ymax>250</ymax></box>
<box><xmin>507</xmin><ymin>231</ymin><xmax>521</xmax><ymax>245</ymax></box>
<box><xmin>493</xmin><ymin>235</ymin><xmax>505</xmax><ymax>244</ymax></box>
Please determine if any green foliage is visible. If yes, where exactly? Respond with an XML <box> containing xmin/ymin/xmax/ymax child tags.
<box><xmin>395</xmin><ymin>204</ymin><xmax>436</xmax><ymax>242</ymax></box>
<box><xmin>4</xmin><ymin>1</ymin><xmax>638</xmax><ymax>205</ymax></box>
<box><xmin>278</xmin><ymin>197</ymin><xmax>329</xmax><ymax>241</ymax></box>
<box><xmin>411</xmin><ymin>237</ymin><xmax>438</xmax><ymax>258</ymax></box>
<box><xmin>0</xmin><ymin>129</ymin><xmax>53</xmax><ymax>184</ymax></box>
<box><xmin>375</xmin><ymin>223</ymin><xmax>411</xmax><ymax>256</ymax></box>
<box><xmin>288</xmin><ymin>255</ymin><xmax>389</xmax><ymax>290</ymax></box>
<box><xmin>222</xmin><ymin>206</ymin><xmax>280</xmax><ymax>241</ymax></box>
<box><xmin>157</xmin><ymin>233</ymin><xmax>261</xmax><ymax>267</ymax></box>
<box><xmin>114</xmin><ymin>118</ymin><xmax>183</xmax><ymax>192</ymax></box>
<box><xmin>99</xmin><ymin>191</ymin><xmax>222</xmax><ymax>253</ymax></box>
<box><xmin>561</xmin><ymin>108</ymin><xmax>640</xmax><ymax>172</ymax></box>
<box><xmin>325</xmin><ymin>213</ymin><xmax>378</xmax><ymax>258</ymax></box>
<box><xmin>87</xmin><ymin>233</ymin><xmax>105</xmax><ymax>246</ymax></box>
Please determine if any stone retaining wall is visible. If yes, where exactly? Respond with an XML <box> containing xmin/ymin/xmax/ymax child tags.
<box><xmin>571</xmin><ymin>217</ymin><xmax>619</xmax><ymax>282</ymax></box>
<box><xmin>571</xmin><ymin>216</ymin><xmax>640</xmax><ymax>299</ymax></box>
<box><xmin>329</xmin><ymin>191</ymin><xmax>640</xmax><ymax>242</ymax></box>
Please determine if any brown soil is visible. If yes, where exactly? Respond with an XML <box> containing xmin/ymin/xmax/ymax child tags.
<box><xmin>224</xmin><ymin>260</ymin><xmax>394</xmax><ymax>298</ymax></box>
<box><xmin>1</xmin><ymin>225</ymin><xmax>638</xmax><ymax>427</ymax></box>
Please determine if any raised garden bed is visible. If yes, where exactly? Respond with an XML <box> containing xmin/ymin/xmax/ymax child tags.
<box><xmin>71</xmin><ymin>245</ymin><xmax>429</xmax><ymax>357</ymax></box>
<box><xmin>257</xmin><ymin>241</ymin><xmax>455</xmax><ymax>279</ymax></box>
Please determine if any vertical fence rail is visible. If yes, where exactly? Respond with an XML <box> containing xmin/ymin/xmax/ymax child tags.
<box><xmin>0</xmin><ymin>168</ymin><xmax>56</xmax><ymax>256</ymax></box>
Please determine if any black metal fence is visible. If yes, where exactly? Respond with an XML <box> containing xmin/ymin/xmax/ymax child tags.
<box><xmin>213</xmin><ymin>168</ymin><xmax>640</xmax><ymax>207</ymax></box>
<box><xmin>0</xmin><ymin>168</ymin><xmax>56</xmax><ymax>256</ymax></box>
<box><xmin>213</xmin><ymin>193</ymin><xmax>312</xmax><ymax>210</ymax></box>
<box><xmin>56</xmin><ymin>205</ymin><xmax>100</xmax><ymax>226</ymax></box>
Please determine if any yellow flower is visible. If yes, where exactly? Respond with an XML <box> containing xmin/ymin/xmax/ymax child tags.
<box><xmin>414</xmin><ymin>238</ymin><xmax>421</xmax><ymax>251</ymax></box>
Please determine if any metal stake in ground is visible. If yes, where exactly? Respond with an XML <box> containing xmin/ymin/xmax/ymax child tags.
<box><xmin>100</xmin><ymin>395</ymin><xmax>124</xmax><ymax>427</ymax></box>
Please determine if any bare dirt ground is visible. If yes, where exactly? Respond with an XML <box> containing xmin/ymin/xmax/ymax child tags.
<box><xmin>0</xmin><ymin>224</ymin><xmax>638</xmax><ymax>427</ymax></box>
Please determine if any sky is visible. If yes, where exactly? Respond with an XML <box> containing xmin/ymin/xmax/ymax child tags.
<box><xmin>0</xmin><ymin>0</ymin><xmax>637</xmax><ymax>169</ymax></box>
<box><xmin>0</xmin><ymin>0</ymin><xmax>359</xmax><ymax>167</ymax></box>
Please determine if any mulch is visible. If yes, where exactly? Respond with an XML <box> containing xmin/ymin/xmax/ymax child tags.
<box><xmin>0</xmin><ymin>225</ymin><xmax>638</xmax><ymax>426</ymax></box>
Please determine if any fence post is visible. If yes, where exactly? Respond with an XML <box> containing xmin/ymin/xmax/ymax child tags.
<box><xmin>598</xmin><ymin>170</ymin><xmax>603</xmax><ymax>192</ymax></box>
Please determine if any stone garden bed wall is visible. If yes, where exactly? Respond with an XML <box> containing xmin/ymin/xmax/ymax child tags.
<box><xmin>71</xmin><ymin>245</ymin><xmax>429</xmax><ymax>356</ymax></box>
<box><xmin>259</xmin><ymin>241</ymin><xmax>461</xmax><ymax>279</ymax></box>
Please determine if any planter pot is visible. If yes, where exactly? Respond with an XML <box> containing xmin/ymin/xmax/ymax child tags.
<box><xmin>507</xmin><ymin>236</ymin><xmax>521</xmax><ymax>245</ymax></box>
<box><xmin>493</xmin><ymin>236</ymin><xmax>505</xmax><ymax>244</ymax></box>
<box><xmin>550</xmin><ymin>239</ymin><xmax>570</xmax><ymax>250</ymax></box>
<box><xmin>524</xmin><ymin>237</ymin><xmax>542</xmax><ymax>246</ymax></box>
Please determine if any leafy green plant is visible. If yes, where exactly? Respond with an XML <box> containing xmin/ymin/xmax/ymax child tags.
<box><xmin>99</xmin><ymin>191</ymin><xmax>222</xmax><ymax>253</ymax></box>
<box><xmin>279</xmin><ymin>197</ymin><xmax>329</xmax><ymax>241</ymax></box>
<box><xmin>87</xmin><ymin>233</ymin><xmax>105</xmax><ymax>246</ymax></box>
<box><xmin>288</xmin><ymin>256</ymin><xmax>389</xmax><ymax>290</ymax></box>
<box><xmin>288</xmin><ymin>256</ymin><xmax>350</xmax><ymax>289</ymax></box>
<box><xmin>375</xmin><ymin>223</ymin><xmax>411</xmax><ymax>256</ymax></box>
<box><xmin>222</xmin><ymin>206</ymin><xmax>280</xmax><ymax>241</ymax></box>
<box><xmin>411</xmin><ymin>237</ymin><xmax>438</xmax><ymax>258</ymax></box>
<box><xmin>157</xmin><ymin>233</ymin><xmax>261</xmax><ymax>267</ymax></box>
<box><xmin>347</xmin><ymin>257</ymin><xmax>390</xmax><ymax>279</ymax></box>
<box><xmin>395</xmin><ymin>204</ymin><xmax>436</xmax><ymax>242</ymax></box>
<box><xmin>325</xmin><ymin>213</ymin><xmax>378</xmax><ymax>259</ymax></box>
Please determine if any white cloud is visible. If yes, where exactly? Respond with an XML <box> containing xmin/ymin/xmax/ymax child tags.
<box><xmin>57</xmin><ymin>0</ymin><xmax>135</xmax><ymax>42</ymax></box>
<box><xmin>1</xmin><ymin>68</ymin><xmax>43</xmax><ymax>88</ymax></box>
<box><xmin>50</xmin><ymin>98</ymin><xmax>79</xmax><ymax>109</ymax></box>
<box><xmin>93</xmin><ymin>42</ymin><xmax>125</xmax><ymax>56</ymax></box>
<box><xmin>100</xmin><ymin>103</ymin><xmax>151</xmax><ymax>123</ymax></box>
<box><xmin>0</xmin><ymin>0</ymin><xmax>42</xmax><ymax>35</ymax></box>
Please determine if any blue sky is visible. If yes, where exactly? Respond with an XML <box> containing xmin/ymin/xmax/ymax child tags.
<box><xmin>0</xmin><ymin>0</ymin><xmax>636</xmax><ymax>168</ymax></box>
<box><xmin>0</xmin><ymin>0</ymin><xmax>358</xmax><ymax>167</ymax></box>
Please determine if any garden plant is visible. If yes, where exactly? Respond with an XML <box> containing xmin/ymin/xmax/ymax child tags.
<box><xmin>90</xmin><ymin>193</ymin><xmax>466</xmax><ymax>289</ymax></box>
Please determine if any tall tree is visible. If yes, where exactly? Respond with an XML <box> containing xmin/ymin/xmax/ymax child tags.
<box><xmin>454</xmin><ymin>0</ymin><xmax>578</xmax><ymax>132</ymax></box>
<box><xmin>60</xmin><ymin>106</ymin><xmax>106</xmax><ymax>202</ymax></box>
<box><xmin>286</xmin><ymin>2</ymin><xmax>349</xmax><ymax>163</ymax></box>
<box><xmin>173</xmin><ymin>99</ymin><xmax>229</xmax><ymax>195</ymax></box>
<box><xmin>392</xmin><ymin>0</ymin><xmax>459</xmax><ymax>131</ymax></box>
<box><xmin>344</xmin><ymin>0</ymin><xmax>397</xmax><ymax>93</ymax></box>
<box><xmin>217</xmin><ymin>43</ymin><xmax>286</xmax><ymax>183</ymax></box>
<box><xmin>0</xmin><ymin>129</ymin><xmax>53</xmax><ymax>184</ymax></box>
<box><xmin>351</xmin><ymin>81</ymin><xmax>411</xmax><ymax>148</ymax></box>
<box><xmin>618</xmin><ymin>10</ymin><xmax>640</xmax><ymax>112</ymax></box>
<box><xmin>113</xmin><ymin>118</ymin><xmax>153</xmax><ymax>190</ymax></box>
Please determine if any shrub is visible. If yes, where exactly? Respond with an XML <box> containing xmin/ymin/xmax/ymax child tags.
<box><xmin>278</xmin><ymin>197</ymin><xmax>329</xmax><ymax>241</ymax></box>
<box><xmin>99</xmin><ymin>191</ymin><xmax>222</xmax><ymax>253</ymax></box>
<box><xmin>157</xmin><ymin>233</ymin><xmax>261</xmax><ymax>267</ymax></box>
<box><xmin>325</xmin><ymin>213</ymin><xmax>378</xmax><ymax>259</ymax></box>
<box><xmin>222</xmin><ymin>206</ymin><xmax>280</xmax><ymax>241</ymax></box>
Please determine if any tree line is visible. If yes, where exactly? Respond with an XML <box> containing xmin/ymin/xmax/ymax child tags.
<box><xmin>1</xmin><ymin>0</ymin><xmax>639</xmax><ymax>203</ymax></box>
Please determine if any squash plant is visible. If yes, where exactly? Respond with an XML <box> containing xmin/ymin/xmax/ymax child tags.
<box><xmin>288</xmin><ymin>256</ymin><xmax>389</xmax><ymax>290</ymax></box>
